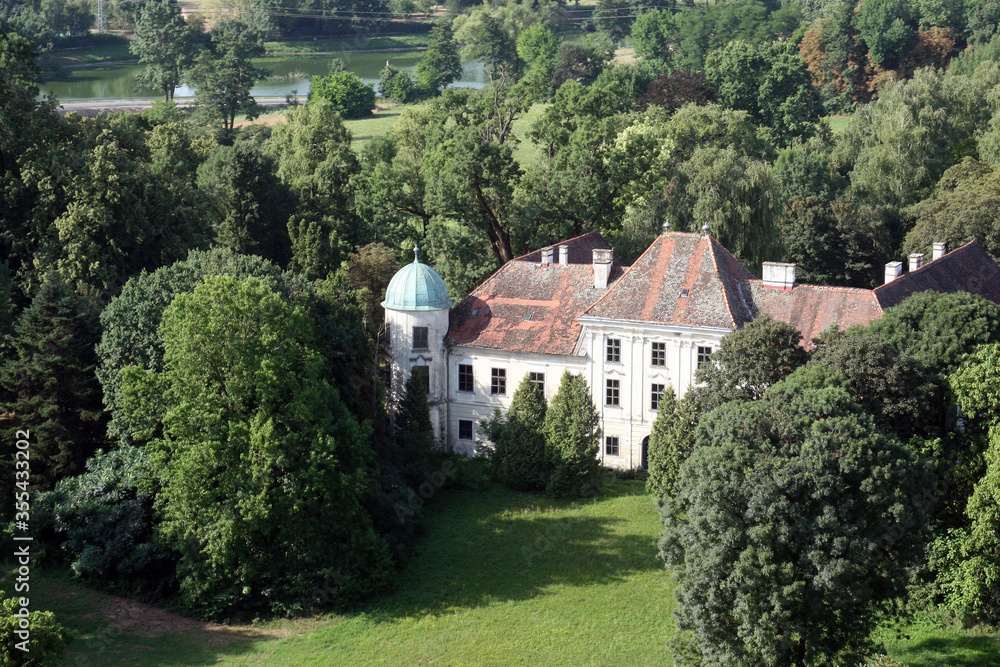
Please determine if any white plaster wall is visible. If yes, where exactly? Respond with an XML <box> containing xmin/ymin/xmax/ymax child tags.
<box><xmin>384</xmin><ymin>306</ymin><xmax>450</xmax><ymax>440</ymax></box>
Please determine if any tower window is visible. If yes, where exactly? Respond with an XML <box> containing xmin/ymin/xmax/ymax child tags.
<box><xmin>606</xmin><ymin>338</ymin><xmax>621</xmax><ymax>363</ymax></box>
<box><xmin>491</xmin><ymin>368</ymin><xmax>507</xmax><ymax>395</ymax></box>
<box><xmin>605</xmin><ymin>436</ymin><xmax>619</xmax><ymax>456</ymax></box>
<box><xmin>458</xmin><ymin>420</ymin><xmax>474</xmax><ymax>440</ymax></box>
<box><xmin>529</xmin><ymin>372</ymin><xmax>545</xmax><ymax>394</ymax></box>
<box><xmin>413</xmin><ymin>326</ymin><xmax>429</xmax><ymax>350</ymax></box>
<box><xmin>697</xmin><ymin>346</ymin><xmax>713</xmax><ymax>368</ymax></box>
<box><xmin>606</xmin><ymin>379</ymin><xmax>620</xmax><ymax>406</ymax></box>
<box><xmin>651</xmin><ymin>341</ymin><xmax>666</xmax><ymax>367</ymax></box>
<box><xmin>458</xmin><ymin>364</ymin><xmax>474</xmax><ymax>392</ymax></box>
<box><xmin>651</xmin><ymin>383</ymin><xmax>666</xmax><ymax>411</ymax></box>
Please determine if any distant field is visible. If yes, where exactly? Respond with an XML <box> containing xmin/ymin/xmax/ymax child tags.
<box><xmin>37</xmin><ymin>40</ymin><xmax>134</xmax><ymax>69</ymax></box>
<box><xmin>265</xmin><ymin>33</ymin><xmax>430</xmax><ymax>55</ymax></box>
<box><xmin>343</xmin><ymin>103</ymin><xmax>414</xmax><ymax>150</ymax></box>
<box><xmin>827</xmin><ymin>114</ymin><xmax>850</xmax><ymax>133</ymax></box>
<box><xmin>31</xmin><ymin>476</ymin><xmax>1000</xmax><ymax>666</ymax></box>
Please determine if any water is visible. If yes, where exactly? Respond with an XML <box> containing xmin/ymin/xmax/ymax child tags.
<box><xmin>40</xmin><ymin>50</ymin><xmax>487</xmax><ymax>101</ymax></box>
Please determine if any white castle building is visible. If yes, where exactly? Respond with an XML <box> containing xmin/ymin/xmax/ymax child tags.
<box><xmin>383</xmin><ymin>228</ymin><xmax>1000</xmax><ymax>470</ymax></box>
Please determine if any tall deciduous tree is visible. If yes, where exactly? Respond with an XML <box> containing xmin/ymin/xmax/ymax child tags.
<box><xmin>414</xmin><ymin>19</ymin><xmax>463</xmax><ymax>95</ymax></box>
<box><xmin>130</xmin><ymin>0</ymin><xmax>196</xmax><ymax>101</ymax></box>
<box><xmin>543</xmin><ymin>371</ymin><xmax>602</xmax><ymax>498</ymax></box>
<box><xmin>128</xmin><ymin>275</ymin><xmax>392</xmax><ymax>617</ymax></box>
<box><xmin>188</xmin><ymin>19</ymin><xmax>270</xmax><ymax>130</ymax></box>
<box><xmin>0</xmin><ymin>277</ymin><xmax>106</xmax><ymax>491</ymax></box>
<box><xmin>661</xmin><ymin>366</ymin><xmax>934</xmax><ymax>665</ymax></box>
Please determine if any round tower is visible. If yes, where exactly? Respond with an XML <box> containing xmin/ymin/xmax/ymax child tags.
<box><xmin>381</xmin><ymin>247</ymin><xmax>453</xmax><ymax>441</ymax></box>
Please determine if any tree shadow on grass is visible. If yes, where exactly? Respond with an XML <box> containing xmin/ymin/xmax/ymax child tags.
<box><xmin>895</xmin><ymin>635</ymin><xmax>1000</xmax><ymax>667</ymax></box>
<box><xmin>366</xmin><ymin>483</ymin><xmax>662</xmax><ymax>621</ymax></box>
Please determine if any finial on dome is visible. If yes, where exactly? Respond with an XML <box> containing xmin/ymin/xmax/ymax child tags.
<box><xmin>663</xmin><ymin>219</ymin><xmax>671</xmax><ymax>233</ymax></box>
<box><xmin>413</xmin><ymin>246</ymin><xmax>420</xmax><ymax>263</ymax></box>
<box><xmin>702</xmin><ymin>222</ymin><xmax>710</xmax><ymax>237</ymax></box>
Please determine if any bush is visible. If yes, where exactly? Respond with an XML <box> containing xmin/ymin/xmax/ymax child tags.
<box><xmin>378</xmin><ymin>64</ymin><xmax>416</xmax><ymax>103</ymax></box>
<box><xmin>0</xmin><ymin>593</ymin><xmax>71</xmax><ymax>667</ymax></box>
<box><xmin>310</xmin><ymin>70</ymin><xmax>376</xmax><ymax>119</ymax></box>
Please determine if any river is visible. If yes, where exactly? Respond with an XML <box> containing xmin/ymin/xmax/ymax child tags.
<box><xmin>39</xmin><ymin>50</ymin><xmax>488</xmax><ymax>101</ymax></box>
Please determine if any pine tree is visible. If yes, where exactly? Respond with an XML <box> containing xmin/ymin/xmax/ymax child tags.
<box><xmin>543</xmin><ymin>371</ymin><xmax>602</xmax><ymax>498</ymax></box>
<box><xmin>646</xmin><ymin>388</ymin><xmax>699</xmax><ymax>498</ymax></box>
<box><xmin>489</xmin><ymin>375</ymin><xmax>550</xmax><ymax>492</ymax></box>
<box><xmin>395</xmin><ymin>370</ymin><xmax>436</xmax><ymax>483</ymax></box>
<box><xmin>0</xmin><ymin>277</ymin><xmax>106</xmax><ymax>491</ymax></box>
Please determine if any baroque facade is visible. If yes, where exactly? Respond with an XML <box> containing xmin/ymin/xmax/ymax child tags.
<box><xmin>383</xmin><ymin>228</ymin><xmax>1000</xmax><ymax>470</ymax></box>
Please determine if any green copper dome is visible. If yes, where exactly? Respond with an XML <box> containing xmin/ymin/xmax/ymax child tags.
<box><xmin>381</xmin><ymin>247</ymin><xmax>453</xmax><ymax>311</ymax></box>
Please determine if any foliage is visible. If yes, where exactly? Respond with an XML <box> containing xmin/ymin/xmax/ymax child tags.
<box><xmin>543</xmin><ymin>371</ymin><xmax>602</xmax><ymax>498</ymax></box>
<box><xmin>866</xmin><ymin>291</ymin><xmax>1000</xmax><ymax>378</ymax></box>
<box><xmin>188</xmin><ymin>19</ymin><xmax>269</xmax><ymax>130</ymax></box>
<box><xmin>44</xmin><ymin>446</ymin><xmax>177</xmax><ymax>598</ymax></box>
<box><xmin>129</xmin><ymin>0</ymin><xmax>195</xmax><ymax>101</ymax></box>
<box><xmin>855</xmin><ymin>0</ymin><xmax>918</xmax><ymax>67</ymax></box>
<box><xmin>196</xmin><ymin>138</ymin><xmax>295</xmax><ymax>266</ymax></box>
<box><xmin>414</xmin><ymin>19</ymin><xmax>463</xmax><ymax>95</ymax></box>
<box><xmin>484</xmin><ymin>375</ymin><xmax>551</xmax><ymax>492</ymax></box>
<box><xmin>903</xmin><ymin>158</ymin><xmax>1000</xmax><ymax>262</ymax></box>
<box><xmin>635</xmin><ymin>69</ymin><xmax>715</xmax><ymax>114</ymax></box>
<box><xmin>809</xmin><ymin>329</ymin><xmax>940</xmax><ymax>440</ymax></box>
<box><xmin>311</xmin><ymin>70</ymin><xmax>376</xmax><ymax>119</ymax></box>
<box><xmin>0</xmin><ymin>592</ymin><xmax>70</xmax><ymax>666</ymax></box>
<box><xmin>689</xmin><ymin>314</ymin><xmax>807</xmax><ymax>414</ymax></box>
<box><xmin>0</xmin><ymin>278</ymin><xmax>105</xmax><ymax>492</ymax></box>
<box><xmin>645</xmin><ymin>389</ymin><xmax>698</xmax><ymax>499</ymax></box>
<box><xmin>131</xmin><ymin>275</ymin><xmax>392</xmax><ymax>618</ymax></box>
<box><xmin>394</xmin><ymin>369</ymin><xmax>436</xmax><ymax>484</ymax></box>
<box><xmin>631</xmin><ymin>9</ymin><xmax>676</xmax><ymax>66</ymax></box>
<box><xmin>551</xmin><ymin>36</ymin><xmax>612</xmax><ymax>89</ymax></box>
<box><xmin>661</xmin><ymin>366</ymin><xmax>935</xmax><ymax>665</ymax></box>
<box><xmin>516</xmin><ymin>24</ymin><xmax>560</xmax><ymax>98</ymax></box>
<box><xmin>378</xmin><ymin>63</ymin><xmax>415</xmax><ymax>103</ymax></box>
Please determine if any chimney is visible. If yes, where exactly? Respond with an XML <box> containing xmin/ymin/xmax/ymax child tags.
<box><xmin>762</xmin><ymin>262</ymin><xmax>796</xmax><ymax>290</ymax></box>
<box><xmin>559</xmin><ymin>244</ymin><xmax>569</xmax><ymax>265</ymax></box>
<box><xmin>592</xmin><ymin>248</ymin><xmax>613</xmax><ymax>289</ymax></box>
<box><xmin>908</xmin><ymin>253</ymin><xmax>924</xmax><ymax>272</ymax></box>
<box><xmin>884</xmin><ymin>261</ymin><xmax>903</xmax><ymax>284</ymax></box>
<box><xmin>933</xmin><ymin>242</ymin><xmax>946</xmax><ymax>261</ymax></box>
<box><xmin>541</xmin><ymin>247</ymin><xmax>554</xmax><ymax>266</ymax></box>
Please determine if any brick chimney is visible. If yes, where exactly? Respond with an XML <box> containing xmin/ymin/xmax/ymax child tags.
<box><xmin>884</xmin><ymin>261</ymin><xmax>903</xmax><ymax>284</ymax></box>
<box><xmin>593</xmin><ymin>249</ymin><xmax>613</xmax><ymax>289</ymax></box>
<box><xmin>559</xmin><ymin>244</ymin><xmax>569</xmax><ymax>265</ymax></box>
<box><xmin>933</xmin><ymin>242</ymin><xmax>946</xmax><ymax>261</ymax></box>
<box><xmin>762</xmin><ymin>262</ymin><xmax>796</xmax><ymax>290</ymax></box>
<box><xmin>909</xmin><ymin>253</ymin><xmax>924</xmax><ymax>272</ymax></box>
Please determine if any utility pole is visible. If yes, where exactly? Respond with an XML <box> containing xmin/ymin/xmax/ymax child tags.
<box><xmin>97</xmin><ymin>0</ymin><xmax>105</xmax><ymax>32</ymax></box>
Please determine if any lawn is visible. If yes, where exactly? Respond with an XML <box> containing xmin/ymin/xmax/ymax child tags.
<box><xmin>37</xmin><ymin>39</ymin><xmax>134</xmax><ymax>69</ymax></box>
<box><xmin>826</xmin><ymin>114</ymin><xmax>850</xmax><ymax>133</ymax></box>
<box><xmin>343</xmin><ymin>103</ymin><xmax>416</xmax><ymax>151</ymax></box>
<box><xmin>265</xmin><ymin>33</ymin><xmax>430</xmax><ymax>55</ymax></box>
<box><xmin>23</xmin><ymin>477</ymin><xmax>1000</xmax><ymax>666</ymax></box>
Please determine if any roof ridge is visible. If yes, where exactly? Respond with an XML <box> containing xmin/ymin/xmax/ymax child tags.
<box><xmin>872</xmin><ymin>239</ymin><xmax>982</xmax><ymax>295</ymax></box>
<box><xmin>582</xmin><ymin>233</ymin><xmax>666</xmax><ymax>316</ymax></box>
<box><xmin>708</xmin><ymin>237</ymin><xmax>756</xmax><ymax>327</ymax></box>
<box><xmin>744</xmin><ymin>278</ymin><xmax>876</xmax><ymax>295</ymax></box>
<box><xmin>511</xmin><ymin>229</ymin><xmax>604</xmax><ymax>263</ymax></box>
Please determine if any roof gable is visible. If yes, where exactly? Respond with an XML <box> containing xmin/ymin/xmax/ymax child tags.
<box><xmin>874</xmin><ymin>241</ymin><xmax>1000</xmax><ymax>309</ymax></box>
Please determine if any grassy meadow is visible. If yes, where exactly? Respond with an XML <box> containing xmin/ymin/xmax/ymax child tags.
<box><xmin>22</xmin><ymin>477</ymin><xmax>1000</xmax><ymax>666</ymax></box>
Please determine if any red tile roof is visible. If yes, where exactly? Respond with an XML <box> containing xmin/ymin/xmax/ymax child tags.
<box><xmin>584</xmin><ymin>232</ymin><xmax>755</xmax><ymax>328</ymax></box>
<box><xmin>448</xmin><ymin>232</ymin><xmax>619</xmax><ymax>355</ymax></box>
<box><xmin>874</xmin><ymin>241</ymin><xmax>1000</xmax><ymax>309</ymax></box>
<box><xmin>742</xmin><ymin>281</ymin><xmax>884</xmax><ymax>348</ymax></box>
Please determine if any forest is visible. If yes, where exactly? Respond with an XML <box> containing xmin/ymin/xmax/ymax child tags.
<box><xmin>3</xmin><ymin>0</ymin><xmax>1000</xmax><ymax>664</ymax></box>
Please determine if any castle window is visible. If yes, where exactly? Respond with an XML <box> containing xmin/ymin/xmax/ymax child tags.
<box><xmin>413</xmin><ymin>326</ymin><xmax>429</xmax><ymax>350</ymax></box>
<box><xmin>458</xmin><ymin>364</ymin><xmax>474</xmax><ymax>392</ymax></box>
<box><xmin>491</xmin><ymin>368</ymin><xmax>507</xmax><ymax>395</ymax></box>
<box><xmin>458</xmin><ymin>420</ymin><xmax>474</xmax><ymax>440</ymax></box>
<box><xmin>529</xmin><ymin>372</ymin><xmax>545</xmax><ymax>394</ymax></box>
<box><xmin>606</xmin><ymin>338</ymin><xmax>621</xmax><ymax>363</ymax></box>
<box><xmin>651</xmin><ymin>341</ymin><xmax>666</xmax><ymax>367</ymax></box>
<box><xmin>606</xmin><ymin>379</ymin><xmax>620</xmax><ymax>406</ymax></box>
<box><xmin>697</xmin><ymin>346</ymin><xmax>713</xmax><ymax>368</ymax></box>
<box><xmin>605</xmin><ymin>436</ymin><xmax>619</xmax><ymax>456</ymax></box>
<box><xmin>651</xmin><ymin>384</ymin><xmax>666</xmax><ymax>411</ymax></box>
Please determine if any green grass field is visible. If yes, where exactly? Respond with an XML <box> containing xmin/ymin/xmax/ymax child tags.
<box><xmin>37</xmin><ymin>40</ymin><xmax>134</xmax><ymax>69</ymax></box>
<box><xmin>826</xmin><ymin>114</ymin><xmax>850</xmax><ymax>133</ymax></box>
<box><xmin>343</xmin><ymin>104</ymin><xmax>415</xmax><ymax>151</ymax></box>
<box><xmin>27</xmin><ymin>478</ymin><xmax>1000</xmax><ymax>666</ymax></box>
<box><xmin>264</xmin><ymin>34</ymin><xmax>430</xmax><ymax>55</ymax></box>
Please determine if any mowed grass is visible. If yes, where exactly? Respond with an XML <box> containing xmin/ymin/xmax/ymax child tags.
<box><xmin>343</xmin><ymin>103</ymin><xmax>416</xmax><ymax>151</ymax></box>
<box><xmin>265</xmin><ymin>33</ymin><xmax>430</xmax><ymax>55</ymax></box>
<box><xmin>26</xmin><ymin>478</ymin><xmax>1000</xmax><ymax>666</ymax></box>
<box><xmin>826</xmin><ymin>114</ymin><xmax>850</xmax><ymax>133</ymax></box>
<box><xmin>37</xmin><ymin>39</ymin><xmax>134</xmax><ymax>69</ymax></box>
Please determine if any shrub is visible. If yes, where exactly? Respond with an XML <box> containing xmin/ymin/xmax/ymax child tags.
<box><xmin>0</xmin><ymin>593</ymin><xmax>71</xmax><ymax>666</ymax></box>
<box><xmin>378</xmin><ymin>64</ymin><xmax>416</xmax><ymax>103</ymax></box>
<box><xmin>310</xmin><ymin>70</ymin><xmax>376</xmax><ymax>119</ymax></box>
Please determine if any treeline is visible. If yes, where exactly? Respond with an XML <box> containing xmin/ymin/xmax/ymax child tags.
<box><xmin>647</xmin><ymin>295</ymin><xmax>1000</xmax><ymax>662</ymax></box>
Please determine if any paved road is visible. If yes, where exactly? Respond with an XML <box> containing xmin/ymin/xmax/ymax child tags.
<box><xmin>58</xmin><ymin>97</ymin><xmax>306</xmax><ymax>115</ymax></box>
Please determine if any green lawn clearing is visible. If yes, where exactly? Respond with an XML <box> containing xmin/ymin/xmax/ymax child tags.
<box><xmin>265</xmin><ymin>34</ymin><xmax>430</xmax><ymax>55</ymax></box>
<box><xmin>344</xmin><ymin>103</ymin><xmax>417</xmax><ymax>151</ymax></box>
<box><xmin>24</xmin><ymin>478</ymin><xmax>1000</xmax><ymax>666</ymax></box>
